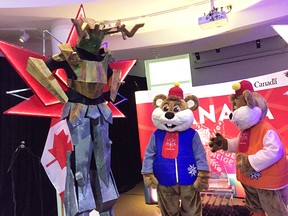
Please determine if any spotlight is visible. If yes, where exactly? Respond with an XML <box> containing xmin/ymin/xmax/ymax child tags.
<box><xmin>256</xmin><ymin>39</ymin><xmax>261</xmax><ymax>49</ymax></box>
<box><xmin>19</xmin><ymin>31</ymin><xmax>30</xmax><ymax>43</ymax></box>
<box><xmin>216</xmin><ymin>48</ymin><xmax>220</xmax><ymax>53</ymax></box>
<box><xmin>195</xmin><ymin>52</ymin><xmax>200</xmax><ymax>60</ymax></box>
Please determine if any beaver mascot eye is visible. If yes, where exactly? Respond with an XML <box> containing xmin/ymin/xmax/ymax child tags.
<box><xmin>162</xmin><ymin>104</ymin><xmax>169</xmax><ymax>112</ymax></box>
<box><xmin>173</xmin><ymin>105</ymin><xmax>181</xmax><ymax>112</ymax></box>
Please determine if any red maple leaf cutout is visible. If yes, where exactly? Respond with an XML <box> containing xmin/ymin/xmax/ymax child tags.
<box><xmin>46</xmin><ymin>130</ymin><xmax>73</xmax><ymax>169</ymax></box>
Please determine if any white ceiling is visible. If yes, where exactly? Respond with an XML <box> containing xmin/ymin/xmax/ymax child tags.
<box><xmin>0</xmin><ymin>0</ymin><xmax>287</xmax><ymax>59</ymax></box>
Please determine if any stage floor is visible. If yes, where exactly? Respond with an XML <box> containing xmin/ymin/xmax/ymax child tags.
<box><xmin>110</xmin><ymin>181</ymin><xmax>249</xmax><ymax>216</ymax></box>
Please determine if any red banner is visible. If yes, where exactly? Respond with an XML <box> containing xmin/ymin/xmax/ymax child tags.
<box><xmin>136</xmin><ymin>70</ymin><xmax>288</xmax><ymax>197</ymax></box>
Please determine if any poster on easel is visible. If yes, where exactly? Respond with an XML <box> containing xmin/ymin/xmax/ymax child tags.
<box><xmin>136</xmin><ymin>70</ymin><xmax>288</xmax><ymax>198</ymax></box>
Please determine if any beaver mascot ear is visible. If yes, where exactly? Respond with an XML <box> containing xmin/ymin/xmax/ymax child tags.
<box><xmin>184</xmin><ymin>95</ymin><xmax>199</xmax><ymax>111</ymax></box>
<box><xmin>152</xmin><ymin>94</ymin><xmax>167</xmax><ymax>108</ymax></box>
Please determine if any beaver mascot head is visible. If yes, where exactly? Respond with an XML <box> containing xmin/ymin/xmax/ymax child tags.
<box><xmin>229</xmin><ymin>80</ymin><xmax>268</xmax><ymax>131</ymax></box>
<box><xmin>151</xmin><ymin>82</ymin><xmax>199</xmax><ymax>132</ymax></box>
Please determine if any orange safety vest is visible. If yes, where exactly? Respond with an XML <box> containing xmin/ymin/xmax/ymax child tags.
<box><xmin>237</xmin><ymin>121</ymin><xmax>288</xmax><ymax>189</ymax></box>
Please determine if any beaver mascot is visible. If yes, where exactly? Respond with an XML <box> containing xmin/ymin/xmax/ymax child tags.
<box><xmin>209</xmin><ymin>80</ymin><xmax>288</xmax><ymax>216</ymax></box>
<box><xmin>141</xmin><ymin>83</ymin><xmax>210</xmax><ymax>216</ymax></box>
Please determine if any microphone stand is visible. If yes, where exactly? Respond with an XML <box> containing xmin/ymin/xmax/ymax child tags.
<box><xmin>7</xmin><ymin>141</ymin><xmax>26</xmax><ymax>173</ymax></box>
<box><xmin>6</xmin><ymin>141</ymin><xmax>43</xmax><ymax>216</ymax></box>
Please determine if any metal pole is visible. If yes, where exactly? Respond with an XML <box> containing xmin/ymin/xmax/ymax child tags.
<box><xmin>42</xmin><ymin>30</ymin><xmax>63</xmax><ymax>56</ymax></box>
<box><xmin>43</xmin><ymin>30</ymin><xmax>46</xmax><ymax>56</ymax></box>
<box><xmin>210</xmin><ymin>0</ymin><xmax>214</xmax><ymax>10</ymax></box>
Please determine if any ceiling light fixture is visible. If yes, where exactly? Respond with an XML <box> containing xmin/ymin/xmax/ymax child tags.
<box><xmin>195</xmin><ymin>52</ymin><xmax>201</xmax><ymax>60</ymax></box>
<box><xmin>198</xmin><ymin>0</ymin><xmax>232</xmax><ymax>30</ymax></box>
<box><xmin>0</xmin><ymin>27</ymin><xmax>37</xmax><ymax>43</ymax></box>
<box><xmin>19</xmin><ymin>30</ymin><xmax>30</xmax><ymax>43</ymax></box>
<box><xmin>256</xmin><ymin>39</ymin><xmax>261</xmax><ymax>48</ymax></box>
<box><xmin>103</xmin><ymin>0</ymin><xmax>224</xmax><ymax>28</ymax></box>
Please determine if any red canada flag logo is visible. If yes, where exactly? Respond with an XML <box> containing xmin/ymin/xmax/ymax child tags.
<box><xmin>46</xmin><ymin>130</ymin><xmax>73</xmax><ymax>169</ymax></box>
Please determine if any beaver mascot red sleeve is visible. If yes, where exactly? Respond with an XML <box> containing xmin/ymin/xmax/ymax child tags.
<box><xmin>141</xmin><ymin>83</ymin><xmax>210</xmax><ymax>216</ymax></box>
<box><xmin>209</xmin><ymin>80</ymin><xmax>288</xmax><ymax>216</ymax></box>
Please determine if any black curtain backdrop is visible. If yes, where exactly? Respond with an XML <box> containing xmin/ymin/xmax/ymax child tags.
<box><xmin>0</xmin><ymin>57</ymin><xmax>147</xmax><ymax>216</ymax></box>
<box><xmin>0</xmin><ymin>57</ymin><xmax>55</xmax><ymax>216</ymax></box>
<box><xmin>110</xmin><ymin>75</ymin><xmax>147</xmax><ymax>193</ymax></box>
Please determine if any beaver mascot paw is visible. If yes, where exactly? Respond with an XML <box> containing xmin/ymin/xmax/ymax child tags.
<box><xmin>208</xmin><ymin>133</ymin><xmax>228</xmax><ymax>153</ymax></box>
<box><xmin>236</xmin><ymin>153</ymin><xmax>254</xmax><ymax>177</ymax></box>
<box><xmin>193</xmin><ymin>170</ymin><xmax>210</xmax><ymax>191</ymax></box>
<box><xmin>143</xmin><ymin>173</ymin><xmax>159</xmax><ymax>189</ymax></box>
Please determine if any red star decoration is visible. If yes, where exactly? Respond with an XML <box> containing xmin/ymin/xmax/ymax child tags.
<box><xmin>0</xmin><ymin>4</ymin><xmax>136</xmax><ymax>118</ymax></box>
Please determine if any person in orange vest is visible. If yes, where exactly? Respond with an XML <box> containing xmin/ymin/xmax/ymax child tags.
<box><xmin>209</xmin><ymin>80</ymin><xmax>288</xmax><ymax>216</ymax></box>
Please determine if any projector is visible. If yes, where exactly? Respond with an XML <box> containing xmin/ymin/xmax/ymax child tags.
<box><xmin>198</xmin><ymin>11</ymin><xmax>228</xmax><ymax>30</ymax></box>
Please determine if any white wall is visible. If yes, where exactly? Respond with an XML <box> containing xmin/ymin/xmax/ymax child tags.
<box><xmin>2</xmin><ymin>34</ymin><xmax>287</xmax><ymax>88</ymax></box>
<box><xmin>191</xmin><ymin>36</ymin><xmax>288</xmax><ymax>86</ymax></box>
<box><xmin>115</xmin><ymin>35</ymin><xmax>288</xmax><ymax>87</ymax></box>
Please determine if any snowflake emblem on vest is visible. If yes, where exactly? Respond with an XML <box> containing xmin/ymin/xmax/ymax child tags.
<box><xmin>188</xmin><ymin>164</ymin><xmax>197</xmax><ymax>176</ymax></box>
<box><xmin>165</xmin><ymin>137</ymin><xmax>177</xmax><ymax>150</ymax></box>
<box><xmin>250</xmin><ymin>171</ymin><xmax>261</xmax><ymax>179</ymax></box>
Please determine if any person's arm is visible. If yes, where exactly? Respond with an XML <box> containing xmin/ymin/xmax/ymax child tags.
<box><xmin>45</xmin><ymin>57</ymin><xmax>77</xmax><ymax>80</ymax></box>
<box><xmin>227</xmin><ymin>137</ymin><xmax>239</xmax><ymax>152</ymax></box>
<box><xmin>192</xmin><ymin>132</ymin><xmax>209</xmax><ymax>171</ymax></box>
<box><xmin>193</xmin><ymin>132</ymin><xmax>210</xmax><ymax>191</ymax></box>
<box><xmin>141</xmin><ymin>134</ymin><xmax>156</xmax><ymax>174</ymax></box>
<box><xmin>141</xmin><ymin>134</ymin><xmax>159</xmax><ymax>188</ymax></box>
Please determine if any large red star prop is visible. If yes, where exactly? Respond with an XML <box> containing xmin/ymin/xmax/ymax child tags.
<box><xmin>0</xmin><ymin>4</ymin><xmax>136</xmax><ymax>118</ymax></box>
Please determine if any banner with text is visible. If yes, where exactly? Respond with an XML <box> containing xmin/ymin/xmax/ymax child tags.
<box><xmin>136</xmin><ymin>70</ymin><xmax>288</xmax><ymax>197</ymax></box>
